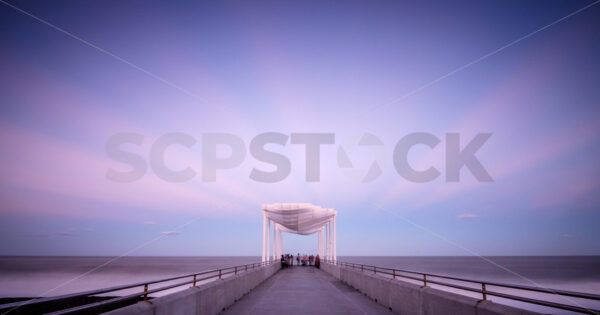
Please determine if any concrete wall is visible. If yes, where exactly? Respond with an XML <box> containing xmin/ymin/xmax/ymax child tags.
<box><xmin>320</xmin><ymin>263</ymin><xmax>540</xmax><ymax>315</ymax></box>
<box><xmin>104</xmin><ymin>263</ymin><xmax>280</xmax><ymax>315</ymax></box>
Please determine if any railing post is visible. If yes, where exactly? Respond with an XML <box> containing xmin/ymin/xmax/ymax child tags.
<box><xmin>193</xmin><ymin>274</ymin><xmax>197</xmax><ymax>287</ymax></box>
<box><xmin>245</xmin><ymin>265</ymin><xmax>247</xmax><ymax>272</ymax></box>
<box><xmin>374</xmin><ymin>266</ymin><xmax>377</xmax><ymax>274</ymax></box>
<box><xmin>235</xmin><ymin>267</ymin><xmax>237</xmax><ymax>275</ymax></box>
<box><xmin>482</xmin><ymin>283</ymin><xmax>487</xmax><ymax>300</ymax></box>
<box><xmin>143</xmin><ymin>284</ymin><xmax>148</xmax><ymax>301</ymax></box>
<box><xmin>361</xmin><ymin>265</ymin><xmax>364</xmax><ymax>272</ymax></box>
<box><xmin>393</xmin><ymin>269</ymin><xmax>396</xmax><ymax>279</ymax></box>
<box><xmin>219</xmin><ymin>269</ymin><xmax>222</xmax><ymax>280</ymax></box>
<box><xmin>423</xmin><ymin>274</ymin><xmax>427</xmax><ymax>286</ymax></box>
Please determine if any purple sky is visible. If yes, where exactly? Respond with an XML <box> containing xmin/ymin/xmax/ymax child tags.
<box><xmin>1</xmin><ymin>0</ymin><xmax>599</xmax><ymax>256</ymax></box>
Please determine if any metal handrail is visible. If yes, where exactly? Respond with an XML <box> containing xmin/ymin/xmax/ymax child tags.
<box><xmin>324</xmin><ymin>259</ymin><xmax>600</xmax><ymax>315</ymax></box>
<box><xmin>0</xmin><ymin>260</ymin><xmax>275</xmax><ymax>314</ymax></box>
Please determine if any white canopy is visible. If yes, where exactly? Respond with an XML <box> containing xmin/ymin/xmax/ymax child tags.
<box><xmin>261</xmin><ymin>203</ymin><xmax>337</xmax><ymax>262</ymax></box>
<box><xmin>263</xmin><ymin>203</ymin><xmax>337</xmax><ymax>235</ymax></box>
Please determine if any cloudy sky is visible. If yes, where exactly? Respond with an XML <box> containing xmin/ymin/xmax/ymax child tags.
<box><xmin>1</xmin><ymin>0</ymin><xmax>599</xmax><ymax>256</ymax></box>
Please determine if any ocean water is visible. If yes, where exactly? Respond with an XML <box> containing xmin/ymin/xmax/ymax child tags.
<box><xmin>343</xmin><ymin>256</ymin><xmax>600</xmax><ymax>294</ymax></box>
<box><xmin>1</xmin><ymin>256</ymin><xmax>599</xmax><ymax>313</ymax></box>
<box><xmin>343</xmin><ymin>256</ymin><xmax>600</xmax><ymax>314</ymax></box>
<box><xmin>0</xmin><ymin>256</ymin><xmax>260</xmax><ymax>298</ymax></box>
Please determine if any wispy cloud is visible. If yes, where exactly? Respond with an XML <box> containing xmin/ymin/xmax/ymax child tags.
<box><xmin>458</xmin><ymin>213</ymin><xmax>478</xmax><ymax>219</ymax></box>
<box><xmin>54</xmin><ymin>231</ymin><xmax>74</xmax><ymax>237</ymax></box>
<box><xmin>24</xmin><ymin>233</ymin><xmax>49</xmax><ymax>238</ymax></box>
<box><xmin>143</xmin><ymin>221</ymin><xmax>157</xmax><ymax>225</ymax></box>
<box><xmin>563</xmin><ymin>234</ymin><xmax>575</xmax><ymax>238</ymax></box>
<box><xmin>23</xmin><ymin>227</ymin><xmax>93</xmax><ymax>238</ymax></box>
<box><xmin>160</xmin><ymin>231</ymin><xmax>180</xmax><ymax>236</ymax></box>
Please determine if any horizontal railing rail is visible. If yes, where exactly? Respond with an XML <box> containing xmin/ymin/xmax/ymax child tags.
<box><xmin>324</xmin><ymin>259</ymin><xmax>600</xmax><ymax>315</ymax></box>
<box><xmin>0</xmin><ymin>260</ymin><xmax>276</xmax><ymax>315</ymax></box>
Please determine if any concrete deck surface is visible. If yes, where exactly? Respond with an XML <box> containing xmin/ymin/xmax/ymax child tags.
<box><xmin>222</xmin><ymin>266</ymin><xmax>392</xmax><ymax>315</ymax></box>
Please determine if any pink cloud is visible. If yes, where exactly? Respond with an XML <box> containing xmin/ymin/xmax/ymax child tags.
<box><xmin>0</xmin><ymin>124</ymin><xmax>247</xmax><ymax>219</ymax></box>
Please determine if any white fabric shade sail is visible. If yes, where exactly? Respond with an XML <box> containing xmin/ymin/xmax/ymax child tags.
<box><xmin>261</xmin><ymin>203</ymin><xmax>337</xmax><ymax>262</ymax></box>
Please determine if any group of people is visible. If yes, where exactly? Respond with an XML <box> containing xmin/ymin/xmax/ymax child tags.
<box><xmin>280</xmin><ymin>253</ymin><xmax>320</xmax><ymax>268</ymax></box>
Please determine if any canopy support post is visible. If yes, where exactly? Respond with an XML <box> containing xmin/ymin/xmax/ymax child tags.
<box><xmin>262</xmin><ymin>211</ymin><xmax>266</xmax><ymax>262</ymax></box>
<box><xmin>273</xmin><ymin>223</ymin><xmax>277</xmax><ymax>261</ymax></box>
<box><xmin>266</xmin><ymin>218</ymin><xmax>271</xmax><ymax>262</ymax></box>
<box><xmin>318</xmin><ymin>228</ymin><xmax>324</xmax><ymax>258</ymax></box>
<box><xmin>333</xmin><ymin>217</ymin><xmax>337</xmax><ymax>262</ymax></box>
<box><xmin>277</xmin><ymin>228</ymin><xmax>282</xmax><ymax>258</ymax></box>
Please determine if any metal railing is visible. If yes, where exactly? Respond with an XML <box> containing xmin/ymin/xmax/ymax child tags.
<box><xmin>324</xmin><ymin>259</ymin><xmax>600</xmax><ymax>315</ymax></box>
<box><xmin>0</xmin><ymin>261</ymin><xmax>275</xmax><ymax>315</ymax></box>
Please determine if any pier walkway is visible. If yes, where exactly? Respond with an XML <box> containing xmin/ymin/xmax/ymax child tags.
<box><xmin>222</xmin><ymin>266</ymin><xmax>391</xmax><ymax>315</ymax></box>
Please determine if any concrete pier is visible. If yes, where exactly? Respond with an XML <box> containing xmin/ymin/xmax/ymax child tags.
<box><xmin>103</xmin><ymin>263</ymin><xmax>544</xmax><ymax>315</ymax></box>
<box><xmin>222</xmin><ymin>267</ymin><xmax>390</xmax><ymax>315</ymax></box>
<box><xmin>104</xmin><ymin>263</ymin><xmax>281</xmax><ymax>315</ymax></box>
<box><xmin>320</xmin><ymin>263</ymin><xmax>541</xmax><ymax>315</ymax></box>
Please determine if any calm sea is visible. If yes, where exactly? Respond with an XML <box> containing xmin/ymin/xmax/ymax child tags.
<box><xmin>1</xmin><ymin>256</ymin><xmax>599</xmax><ymax>313</ymax></box>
